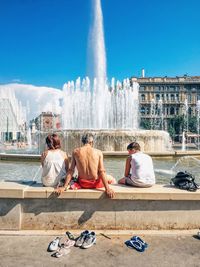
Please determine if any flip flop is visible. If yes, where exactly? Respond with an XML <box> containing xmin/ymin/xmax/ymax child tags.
<box><xmin>125</xmin><ymin>240</ymin><xmax>145</xmax><ymax>252</ymax></box>
<box><xmin>51</xmin><ymin>247</ymin><xmax>71</xmax><ymax>258</ymax></box>
<box><xmin>62</xmin><ymin>239</ymin><xmax>75</xmax><ymax>248</ymax></box>
<box><xmin>131</xmin><ymin>236</ymin><xmax>148</xmax><ymax>248</ymax></box>
<box><xmin>66</xmin><ymin>231</ymin><xmax>75</xmax><ymax>240</ymax></box>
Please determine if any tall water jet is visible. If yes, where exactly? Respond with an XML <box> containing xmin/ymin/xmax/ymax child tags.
<box><xmin>62</xmin><ymin>0</ymin><xmax>139</xmax><ymax>130</ymax></box>
<box><xmin>57</xmin><ymin>0</ymin><xmax>171</xmax><ymax>153</ymax></box>
<box><xmin>89</xmin><ymin>0</ymin><xmax>106</xmax><ymax>82</ymax></box>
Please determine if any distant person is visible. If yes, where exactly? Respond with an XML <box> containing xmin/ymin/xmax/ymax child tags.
<box><xmin>118</xmin><ymin>142</ymin><xmax>155</xmax><ymax>187</ymax></box>
<box><xmin>41</xmin><ymin>134</ymin><xmax>69</xmax><ymax>187</ymax></box>
<box><xmin>55</xmin><ymin>134</ymin><xmax>115</xmax><ymax>198</ymax></box>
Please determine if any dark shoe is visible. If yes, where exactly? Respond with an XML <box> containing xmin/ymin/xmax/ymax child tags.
<box><xmin>75</xmin><ymin>230</ymin><xmax>90</xmax><ymax>247</ymax></box>
<box><xmin>81</xmin><ymin>232</ymin><xmax>96</xmax><ymax>249</ymax></box>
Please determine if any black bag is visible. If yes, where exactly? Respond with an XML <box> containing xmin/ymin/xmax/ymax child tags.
<box><xmin>170</xmin><ymin>171</ymin><xmax>199</xmax><ymax>192</ymax></box>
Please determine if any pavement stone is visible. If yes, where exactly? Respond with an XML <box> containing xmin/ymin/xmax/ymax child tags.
<box><xmin>0</xmin><ymin>234</ymin><xmax>200</xmax><ymax>267</ymax></box>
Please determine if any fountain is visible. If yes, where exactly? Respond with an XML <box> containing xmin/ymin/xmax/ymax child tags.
<box><xmin>37</xmin><ymin>0</ymin><xmax>171</xmax><ymax>154</ymax></box>
<box><xmin>182</xmin><ymin>99</ymin><xmax>189</xmax><ymax>151</ymax></box>
<box><xmin>196</xmin><ymin>100</ymin><xmax>200</xmax><ymax>149</ymax></box>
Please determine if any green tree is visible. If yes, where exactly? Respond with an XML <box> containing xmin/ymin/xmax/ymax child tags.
<box><xmin>140</xmin><ymin>119</ymin><xmax>151</xmax><ymax>129</ymax></box>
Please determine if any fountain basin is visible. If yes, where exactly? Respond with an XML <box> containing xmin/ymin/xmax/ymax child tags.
<box><xmin>38</xmin><ymin>129</ymin><xmax>172</xmax><ymax>154</ymax></box>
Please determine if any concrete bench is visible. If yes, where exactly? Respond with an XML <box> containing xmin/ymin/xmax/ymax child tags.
<box><xmin>0</xmin><ymin>181</ymin><xmax>200</xmax><ymax>230</ymax></box>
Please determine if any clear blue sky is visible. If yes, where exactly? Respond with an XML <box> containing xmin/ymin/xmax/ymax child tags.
<box><xmin>0</xmin><ymin>0</ymin><xmax>200</xmax><ymax>88</ymax></box>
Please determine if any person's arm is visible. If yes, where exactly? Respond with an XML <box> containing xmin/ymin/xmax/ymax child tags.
<box><xmin>64</xmin><ymin>153</ymin><xmax>69</xmax><ymax>172</ymax></box>
<box><xmin>98</xmin><ymin>152</ymin><xmax>114</xmax><ymax>198</ymax></box>
<box><xmin>41</xmin><ymin>151</ymin><xmax>48</xmax><ymax>167</ymax></box>
<box><xmin>124</xmin><ymin>156</ymin><xmax>131</xmax><ymax>177</ymax></box>
<box><xmin>55</xmin><ymin>152</ymin><xmax>76</xmax><ymax>194</ymax></box>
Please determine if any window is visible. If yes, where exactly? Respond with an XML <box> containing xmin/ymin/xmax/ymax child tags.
<box><xmin>188</xmin><ymin>94</ymin><xmax>192</xmax><ymax>102</ymax></box>
<box><xmin>141</xmin><ymin>107</ymin><xmax>145</xmax><ymax>114</ymax></box>
<box><xmin>141</xmin><ymin>94</ymin><xmax>146</xmax><ymax>101</ymax></box>
<box><xmin>156</xmin><ymin>94</ymin><xmax>160</xmax><ymax>101</ymax></box>
<box><xmin>170</xmin><ymin>107</ymin><xmax>175</xmax><ymax>115</ymax></box>
<box><xmin>171</xmin><ymin>94</ymin><xmax>175</xmax><ymax>101</ymax></box>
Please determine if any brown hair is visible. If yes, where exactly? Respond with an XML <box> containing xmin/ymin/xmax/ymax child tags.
<box><xmin>127</xmin><ymin>142</ymin><xmax>141</xmax><ymax>151</ymax></box>
<box><xmin>46</xmin><ymin>134</ymin><xmax>61</xmax><ymax>150</ymax></box>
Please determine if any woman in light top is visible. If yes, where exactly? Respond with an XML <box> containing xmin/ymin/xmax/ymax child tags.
<box><xmin>41</xmin><ymin>134</ymin><xmax>69</xmax><ymax>187</ymax></box>
<box><xmin>118</xmin><ymin>142</ymin><xmax>155</xmax><ymax>187</ymax></box>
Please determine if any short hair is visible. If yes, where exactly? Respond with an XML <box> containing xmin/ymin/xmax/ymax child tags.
<box><xmin>127</xmin><ymin>142</ymin><xmax>141</xmax><ymax>151</ymax></box>
<box><xmin>81</xmin><ymin>134</ymin><xmax>94</xmax><ymax>145</ymax></box>
<box><xmin>46</xmin><ymin>134</ymin><xmax>61</xmax><ymax>149</ymax></box>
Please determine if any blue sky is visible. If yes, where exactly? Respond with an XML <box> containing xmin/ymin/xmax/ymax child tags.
<box><xmin>0</xmin><ymin>0</ymin><xmax>200</xmax><ymax>88</ymax></box>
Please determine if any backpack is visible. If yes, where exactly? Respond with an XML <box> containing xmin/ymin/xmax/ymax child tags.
<box><xmin>170</xmin><ymin>171</ymin><xmax>199</xmax><ymax>192</ymax></box>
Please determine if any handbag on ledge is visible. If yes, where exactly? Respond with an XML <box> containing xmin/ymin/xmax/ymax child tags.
<box><xmin>170</xmin><ymin>171</ymin><xmax>199</xmax><ymax>192</ymax></box>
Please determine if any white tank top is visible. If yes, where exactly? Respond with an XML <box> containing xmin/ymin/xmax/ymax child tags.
<box><xmin>41</xmin><ymin>150</ymin><xmax>67</xmax><ymax>187</ymax></box>
<box><xmin>131</xmin><ymin>152</ymin><xmax>155</xmax><ymax>185</ymax></box>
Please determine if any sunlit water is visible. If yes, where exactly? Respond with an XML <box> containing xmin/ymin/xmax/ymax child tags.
<box><xmin>1</xmin><ymin>156</ymin><xmax>200</xmax><ymax>184</ymax></box>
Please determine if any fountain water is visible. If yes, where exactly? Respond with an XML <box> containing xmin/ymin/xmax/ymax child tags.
<box><xmin>150</xmin><ymin>99</ymin><xmax>164</xmax><ymax>130</ymax></box>
<box><xmin>196</xmin><ymin>100</ymin><xmax>200</xmax><ymax>149</ymax></box>
<box><xmin>27</xmin><ymin>128</ymin><xmax>32</xmax><ymax>150</ymax></box>
<box><xmin>42</xmin><ymin>0</ymin><xmax>171</xmax><ymax>153</ymax></box>
<box><xmin>62</xmin><ymin>77</ymin><xmax>139</xmax><ymax>129</ymax></box>
<box><xmin>182</xmin><ymin>99</ymin><xmax>188</xmax><ymax>151</ymax></box>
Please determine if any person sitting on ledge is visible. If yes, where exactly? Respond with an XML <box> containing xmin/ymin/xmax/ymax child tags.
<box><xmin>41</xmin><ymin>134</ymin><xmax>69</xmax><ymax>187</ymax></box>
<box><xmin>118</xmin><ymin>142</ymin><xmax>155</xmax><ymax>188</ymax></box>
<box><xmin>55</xmin><ymin>134</ymin><xmax>115</xmax><ymax>198</ymax></box>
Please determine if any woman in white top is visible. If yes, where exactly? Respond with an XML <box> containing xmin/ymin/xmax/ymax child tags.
<box><xmin>41</xmin><ymin>134</ymin><xmax>69</xmax><ymax>187</ymax></box>
<box><xmin>118</xmin><ymin>142</ymin><xmax>155</xmax><ymax>187</ymax></box>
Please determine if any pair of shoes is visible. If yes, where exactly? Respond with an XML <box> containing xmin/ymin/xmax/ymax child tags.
<box><xmin>75</xmin><ymin>230</ymin><xmax>96</xmax><ymax>249</ymax></box>
<box><xmin>125</xmin><ymin>236</ymin><xmax>148</xmax><ymax>252</ymax></box>
<box><xmin>48</xmin><ymin>235</ymin><xmax>75</xmax><ymax>252</ymax></box>
<box><xmin>131</xmin><ymin>236</ymin><xmax>148</xmax><ymax>248</ymax></box>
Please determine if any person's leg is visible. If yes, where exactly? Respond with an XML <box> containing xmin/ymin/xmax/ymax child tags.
<box><xmin>118</xmin><ymin>174</ymin><xmax>132</xmax><ymax>185</ymax></box>
<box><xmin>118</xmin><ymin>177</ymin><xmax>126</xmax><ymax>184</ymax></box>
<box><xmin>127</xmin><ymin>177</ymin><xmax>154</xmax><ymax>188</ymax></box>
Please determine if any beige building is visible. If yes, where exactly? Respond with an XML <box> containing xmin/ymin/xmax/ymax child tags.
<box><xmin>34</xmin><ymin>112</ymin><xmax>61</xmax><ymax>132</ymax></box>
<box><xmin>131</xmin><ymin>75</ymin><xmax>200</xmax><ymax>131</ymax></box>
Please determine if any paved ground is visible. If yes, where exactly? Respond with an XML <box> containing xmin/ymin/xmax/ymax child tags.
<box><xmin>0</xmin><ymin>233</ymin><xmax>199</xmax><ymax>267</ymax></box>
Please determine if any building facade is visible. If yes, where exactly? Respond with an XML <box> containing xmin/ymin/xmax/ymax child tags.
<box><xmin>0</xmin><ymin>90</ymin><xmax>26</xmax><ymax>142</ymax></box>
<box><xmin>131</xmin><ymin>75</ymin><xmax>200</xmax><ymax>132</ymax></box>
<box><xmin>34</xmin><ymin>112</ymin><xmax>61</xmax><ymax>132</ymax></box>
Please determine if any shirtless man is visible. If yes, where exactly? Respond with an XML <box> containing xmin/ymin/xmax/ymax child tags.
<box><xmin>55</xmin><ymin>134</ymin><xmax>115</xmax><ymax>198</ymax></box>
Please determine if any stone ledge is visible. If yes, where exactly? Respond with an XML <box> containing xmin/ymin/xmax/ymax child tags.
<box><xmin>0</xmin><ymin>181</ymin><xmax>200</xmax><ymax>200</ymax></box>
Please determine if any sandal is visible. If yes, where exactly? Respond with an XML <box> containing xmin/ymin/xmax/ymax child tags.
<box><xmin>125</xmin><ymin>240</ymin><xmax>145</xmax><ymax>252</ymax></box>
<box><xmin>51</xmin><ymin>247</ymin><xmax>71</xmax><ymax>258</ymax></box>
<box><xmin>62</xmin><ymin>239</ymin><xmax>75</xmax><ymax>248</ymax></box>
<box><xmin>131</xmin><ymin>236</ymin><xmax>148</xmax><ymax>248</ymax></box>
<box><xmin>66</xmin><ymin>231</ymin><xmax>75</xmax><ymax>240</ymax></box>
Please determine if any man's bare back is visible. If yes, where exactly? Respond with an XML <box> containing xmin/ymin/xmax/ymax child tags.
<box><xmin>55</xmin><ymin>134</ymin><xmax>115</xmax><ymax>198</ymax></box>
<box><xmin>71</xmin><ymin>144</ymin><xmax>104</xmax><ymax>180</ymax></box>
